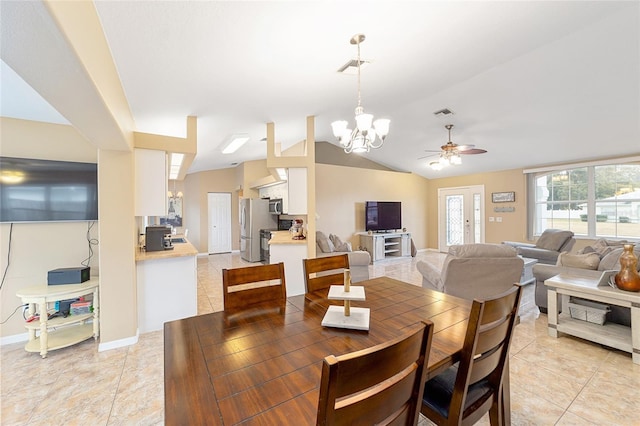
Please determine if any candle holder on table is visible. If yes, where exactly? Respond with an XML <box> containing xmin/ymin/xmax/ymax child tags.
<box><xmin>321</xmin><ymin>269</ymin><xmax>370</xmax><ymax>331</ymax></box>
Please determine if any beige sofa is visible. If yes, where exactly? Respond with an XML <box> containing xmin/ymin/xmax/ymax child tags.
<box><xmin>417</xmin><ymin>243</ymin><xmax>524</xmax><ymax>300</ymax></box>
<box><xmin>533</xmin><ymin>239</ymin><xmax>638</xmax><ymax>325</ymax></box>
<box><xmin>316</xmin><ymin>231</ymin><xmax>370</xmax><ymax>283</ymax></box>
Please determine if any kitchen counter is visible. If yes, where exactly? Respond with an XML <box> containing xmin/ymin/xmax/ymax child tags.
<box><xmin>135</xmin><ymin>239</ymin><xmax>198</xmax><ymax>262</ymax></box>
<box><xmin>269</xmin><ymin>230</ymin><xmax>307</xmax><ymax>245</ymax></box>
<box><xmin>135</xmin><ymin>237</ymin><xmax>198</xmax><ymax>333</ymax></box>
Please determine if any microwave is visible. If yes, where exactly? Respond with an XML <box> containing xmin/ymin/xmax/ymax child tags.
<box><xmin>269</xmin><ymin>198</ymin><xmax>283</xmax><ymax>215</ymax></box>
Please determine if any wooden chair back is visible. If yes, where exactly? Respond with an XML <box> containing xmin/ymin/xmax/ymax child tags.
<box><xmin>317</xmin><ymin>320</ymin><xmax>434</xmax><ymax>426</ymax></box>
<box><xmin>303</xmin><ymin>254</ymin><xmax>350</xmax><ymax>293</ymax></box>
<box><xmin>222</xmin><ymin>262</ymin><xmax>286</xmax><ymax>312</ymax></box>
<box><xmin>421</xmin><ymin>284</ymin><xmax>522</xmax><ymax>425</ymax></box>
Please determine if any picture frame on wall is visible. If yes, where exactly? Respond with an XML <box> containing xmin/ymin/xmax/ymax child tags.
<box><xmin>492</xmin><ymin>191</ymin><xmax>515</xmax><ymax>203</ymax></box>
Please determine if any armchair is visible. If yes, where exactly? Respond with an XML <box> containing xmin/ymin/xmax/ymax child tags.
<box><xmin>503</xmin><ymin>229</ymin><xmax>576</xmax><ymax>264</ymax></box>
<box><xmin>417</xmin><ymin>243</ymin><xmax>524</xmax><ymax>300</ymax></box>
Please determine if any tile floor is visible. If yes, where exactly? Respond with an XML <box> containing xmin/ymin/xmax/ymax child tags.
<box><xmin>1</xmin><ymin>251</ymin><xmax>639</xmax><ymax>425</ymax></box>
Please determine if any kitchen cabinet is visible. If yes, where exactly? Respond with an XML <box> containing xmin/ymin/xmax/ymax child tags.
<box><xmin>287</xmin><ymin>167</ymin><xmax>307</xmax><ymax>215</ymax></box>
<box><xmin>135</xmin><ymin>148</ymin><xmax>167</xmax><ymax>217</ymax></box>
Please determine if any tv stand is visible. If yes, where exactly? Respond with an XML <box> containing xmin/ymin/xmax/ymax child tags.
<box><xmin>358</xmin><ymin>232</ymin><xmax>411</xmax><ymax>263</ymax></box>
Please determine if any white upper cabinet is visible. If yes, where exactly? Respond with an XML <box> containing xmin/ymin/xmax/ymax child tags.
<box><xmin>287</xmin><ymin>168</ymin><xmax>307</xmax><ymax>215</ymax></box>
<box><xmin>134</xmin><ymin>148</ymin><xmax>167</xmax><ymax>217</ymax></box>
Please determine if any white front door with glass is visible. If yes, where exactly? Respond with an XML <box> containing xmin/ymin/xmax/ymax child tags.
<box><xmin>438</xmin><ymin>185</ymin><xmax>485</xmax><ymax>252</ymax></box>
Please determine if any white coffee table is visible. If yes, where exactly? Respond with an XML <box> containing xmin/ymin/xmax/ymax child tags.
<box><xmin>545</xmin><ymin>273</ymin><xmax>640</xmax><ymax>364</ymax></box>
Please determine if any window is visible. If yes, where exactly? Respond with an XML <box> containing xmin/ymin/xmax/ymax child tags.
<box><xmin>530</xmin><ymin>162</ymin><xmax>640</xmax><ymax>239</ymax></box>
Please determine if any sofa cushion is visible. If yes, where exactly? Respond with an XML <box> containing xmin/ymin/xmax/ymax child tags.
<box><xmin>535</xmin><ymin>230</ymin><xmax>574</xmax><ymax>251</ymax></box>
<box><xmin>316</xmin><ymin>231</ymin><xmax>334</xmax><ymax>253</ymax></box>
<box><xmin>448</xmin><ymin>243</ymin><xmax>517</xmax><ymax>259</ymax></box>
<box><xmin>556</xmin><ymin>252</ymin><xmax>600</xmax><ymax>270</ymax></box>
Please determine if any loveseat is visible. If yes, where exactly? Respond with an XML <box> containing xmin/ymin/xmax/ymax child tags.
<box><xmin>417</xmin><ymin>243</ymin><xmax>524</xmax><ymax>300</ymax></box>
<box><xmin>315</xmin><ymin>231</ymin><xmax>370</xmax><ymax>283</ymax></box>
<box><xmin>533</xmin><ymin>239</ymin><xmax>638</xmax><ymax>326</ymax></box>
<box><xmin>503</xmin><ymin>229</ymin><xmax>576</xmax><ymax>265</ymax></box>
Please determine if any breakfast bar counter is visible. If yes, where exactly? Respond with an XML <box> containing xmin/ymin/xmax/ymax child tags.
<box><xmin>135</xmin><ymin>239</ymin><xmax>198</xmax><ymax>261</ymax></box>
<box><xmin>269</xmin><ymin>231</ymin><xmax>308</xmax><ymax>296</ymax></box>
<box><xmin>135</xmin><ymin>238</ymin><xmax>198</xmax><ymax>333</ymax></box>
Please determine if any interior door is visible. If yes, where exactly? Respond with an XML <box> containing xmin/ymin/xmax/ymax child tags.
<box><xmin>438</xmin><ymin>185</ymin><xmax>485</xmax><ymax>252</ymax></box>
<box><xmin>208</xmin><ymin>192</ymin><xmax>232</xmax><ymax>254</ymax></box>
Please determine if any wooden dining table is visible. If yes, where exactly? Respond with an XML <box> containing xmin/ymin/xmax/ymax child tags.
<box><xmin>164</xmin><ymin>276</ymin><xmax>472</xmax><ymax>425</ymax></box>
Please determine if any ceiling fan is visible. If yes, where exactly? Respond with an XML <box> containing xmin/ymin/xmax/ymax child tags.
<box><xmin>419</xmin><ymin>124</ymin><xmax>487</xmax><ymax>170</ymax></box>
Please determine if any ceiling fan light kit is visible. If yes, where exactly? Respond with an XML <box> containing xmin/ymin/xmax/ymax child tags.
<box><xmin>331</xmin><ymin>34</ymin><xmax>389</xmax><ymax>154</ymax></box>
<box><xmin>428</xmin><ymin>124</ymin><xmax>486</xmax><ymax>171</ymax></box>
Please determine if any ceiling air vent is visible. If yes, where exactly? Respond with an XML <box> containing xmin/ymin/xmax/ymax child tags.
<box><xmin>433</xmin><ymin>108</ymin><xmax>454</xmax><ymax>116</ymax></box>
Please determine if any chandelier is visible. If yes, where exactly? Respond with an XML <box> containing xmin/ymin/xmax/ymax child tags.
<box><xmin>331</xmin><ymin>34</ymin><xmax>390</xmax><ymax>154</ymax></box>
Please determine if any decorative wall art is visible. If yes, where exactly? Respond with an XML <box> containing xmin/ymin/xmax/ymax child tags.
<box><xmin>161</xmin><ymin>197</ymin><xmax>183</xmax><ymax>227</ymax></box>
<box><xmin>492</xmin><ymin>191</ymin><xmax>515</xmax><ymax>203</ymax></box>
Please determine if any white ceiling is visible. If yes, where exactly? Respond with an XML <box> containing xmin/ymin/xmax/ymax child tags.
<box><xmin>1</xmin><ymin>1</ymin><xmax>638</xmax><ymax>179</ymax></box>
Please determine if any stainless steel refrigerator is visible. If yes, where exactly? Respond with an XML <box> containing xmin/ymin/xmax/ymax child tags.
<box><xmin>240</xmin><ymin>198</ymin><xmax>276</xmax><ymax>262</ymax></box>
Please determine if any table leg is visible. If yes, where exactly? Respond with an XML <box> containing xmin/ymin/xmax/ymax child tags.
<box><xmin>27</xmin><ymin>303</ymin><xmax>36</xmax><ymax>341</ymax></box>
<box><xmin>547</xmin><ymin>287</ymin><xmax>558</xmax><ymax>338</ymax></box>
<box><xmin>93</xmin><ymin>287</ymin><xmax>100</xmax><ymax>340</ymax></box>
<box><xmin>502</xmin><ymin>358</ymin><xmax>511</xmax><ymax>424</ymax></box>
<box><xmin>632</xmin><ymin>302</ymin><xmax>640</xmax><ymax>365</ymax></box>
<box><xmin>39</xmin><ymin>302</ymin><xmax>48</xmax><ymax>358</ymax></box>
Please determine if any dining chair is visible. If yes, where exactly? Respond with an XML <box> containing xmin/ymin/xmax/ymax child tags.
<box><xmin>222</xmin><ymin>262</ymin><xmax>286</xmax><ymax>311</ymax></box>
<box><xmin>317</xmin><ymin>320</ymin><xmax>434</xmax><ymax>426</ymax></box>
<box><xmin>420</xmin><ymin>284</ymin><xmax>523</xmax><ymax>426</ymax></box>
<box><xmin>303</xmin><ymin>253</ymin><xmax>349</xmax><ymax>293</ymax></box>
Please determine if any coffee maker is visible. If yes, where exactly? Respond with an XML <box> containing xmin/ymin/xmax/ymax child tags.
<box><xmin>145</xmin><ymin>225</ymin><xmax>173</xmax><ymax>251</ymax></box>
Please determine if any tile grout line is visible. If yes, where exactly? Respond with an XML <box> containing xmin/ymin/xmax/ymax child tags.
<box><xmin>554</xmin><ymin>349</ymin><xmax>609</xmax><ymax>425</ymax></box>
<box><xmin>105</xmin><ymin>346</ymin><xmax>129</xmax><ymax>425</ymax></box>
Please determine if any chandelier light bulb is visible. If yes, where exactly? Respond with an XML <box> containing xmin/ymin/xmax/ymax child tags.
<box><xmin>430</xmin><ymin>161</ymin><xmax>443</xmax><ymax>171</ymax></box>
<box><xmin>373</xmin><ymin>119</ymin><xmax>390</xmax><ymax>139</ymax></box>
<box><xmin>331</xmin><ymin>120</ymin><xmax>348</xmax><ymax>139</ymax></box>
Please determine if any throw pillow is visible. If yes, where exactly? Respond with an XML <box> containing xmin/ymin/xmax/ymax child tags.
<box><xmin>556</xmin><ymin>252</ymin><xmax>600</xmax><ymax>270</ymax></box>
<box><xmin>329</xmin><ymin>234</ymin><xmax>351</xmax><ymax>252</ymax></box>
<box><xmin>316</xmin><ymin>231</ymin><xmax>334</xmax><ymax>253</ymax></box>
<box><xmin>598</xmin><ymin>246</ymin><xmax>640</xmax><ymax>271</ymax></box>
<box><xmin>535</xmin><ymin>230</ymin><xmax>574</xmax><ymax>251</ymax></box>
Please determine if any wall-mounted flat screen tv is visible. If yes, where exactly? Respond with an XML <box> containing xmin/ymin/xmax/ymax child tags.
<box><xmin>0</xmin><ymin>156</ymin><xmax>98</xmax><ymax>223</ymax></box>
<box><xmin>365</xmin><ymin>201</ymin><xmax>401</xmax><ymax>232</ymax></box>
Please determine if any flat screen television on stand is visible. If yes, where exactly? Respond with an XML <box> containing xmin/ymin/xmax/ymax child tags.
<box><xmin>365</xmin><ymin>201</ymin><xmax>401</xmax><ymax>232</ymax></box>
<box><xmin>0</xmin><ymin>156</ymin><xmax>98</xmax><ymax>223</ymax></box>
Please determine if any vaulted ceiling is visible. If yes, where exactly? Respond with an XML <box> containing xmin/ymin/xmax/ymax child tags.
<box><xmin>2</xmin><ymin>1</ymin><xmax>638</xmax><ymax>179</ymax></box>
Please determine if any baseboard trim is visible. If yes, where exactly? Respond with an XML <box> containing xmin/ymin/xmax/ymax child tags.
<box><xmin>0</xmin><ymin>332</ymin><xmax>29</xmax><ymax>346</ymax></box>
<box><xmin>98</xmin><ymin>330</ymin><xmax>139</xmax><ymax>352</ymax></box>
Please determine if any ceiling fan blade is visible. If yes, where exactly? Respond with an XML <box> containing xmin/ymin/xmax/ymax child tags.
<box><xmin>459</xmin><ymin>148</ymin><xmax>487</xmax><ymax>155</ymax></box>
<box><xmin>456</xmin><ymin>144</ymin><xmax>476</xmax><ymax>151</ymax></box>
<box><xmin>423</xmin><ymin>149</ymin><xmax>441</xmax><ymax>153</ymax></box>
<box><xmin>417</xmin><ymin>153</ymin><xmax>439</xmax><ymax>160</ymax></box>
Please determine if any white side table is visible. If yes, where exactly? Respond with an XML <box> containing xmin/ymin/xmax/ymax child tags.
<box><xmin>16</xmin><ymin>279</ymin><xmax>100</xmax><ymax>358</ymax></box>
<box><xmin>545</xmin><ymin>274</ymin><xmax>639</xmax><ymax>364</ymax></box>
<box><xmin>520</xmin><ymin>257</ymin><xmax>538</xmax><ymax>285</ymax></box>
